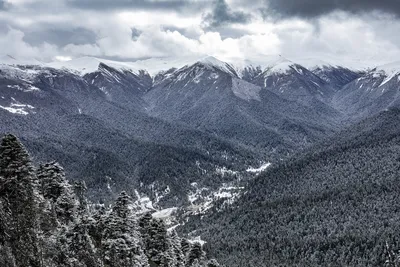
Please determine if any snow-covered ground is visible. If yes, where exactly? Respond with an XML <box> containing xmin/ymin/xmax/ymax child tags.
<box><xmin>187</xmin><ymin>182</ymin><xmax>245</xmax><ymax>215</ymax></box>
<box><xmin>231</xmin><ymin>78</ymin><xmax>261</xmax><ymax>102</ymax></box>
<box><xmin>246</xmin><ymin>162</ymin><xmax>272</xmax><ymax>174</ymax></box>
<box><xmin>188</xmin><ymin>236</ymin><xmax>207</xmax><ymax>246</ymax></box>
<box><xmin>152</xmin><ymin>207</ymin><xmax>178</xmax><ymax>219</ymax></box>
<box><xmin>0</xmin><ymin>98</ymin><xmax>35</xmax><ymax>115</ymax></box>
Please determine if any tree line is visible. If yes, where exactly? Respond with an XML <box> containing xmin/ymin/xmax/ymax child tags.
<box><xmin>0</xmin><ymin>134</ymin><xmax>219</xmax><ymax>267</ymax></box>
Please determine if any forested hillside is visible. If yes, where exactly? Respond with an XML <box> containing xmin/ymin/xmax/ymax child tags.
<box><xmin>183</xmin><ymin>109</ymin><xmax>400</xmax><ymax>267</ymax></box>
<box><xmin>0</xmin><ymin>134</ymin><xmax>219</xmax><ymax>267</ymax></box>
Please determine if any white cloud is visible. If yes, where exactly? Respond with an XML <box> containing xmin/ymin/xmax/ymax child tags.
<box><xmin>1</xmin><ymin>1</ymin><xmax>400</xmax><ymax>65</ymax></box>
<box><xmin>54</xmin><ymin>55</ymin><xmax>72</xmax><ymax>62</ymax></box>
<box><xmin>0</xmin><ymin>27</ymin><xmax>58</xmax><ymax>60</ymax></box>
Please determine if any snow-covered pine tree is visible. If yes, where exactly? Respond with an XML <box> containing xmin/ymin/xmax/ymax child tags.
<box><xmin>65</xmin><ymin>215</ymin><xmax>103</xmax><ymax>267</ymax></box>
<box><xmin>37</xmin><ymin>161</ymin><xmax>76</xmax><ymax>226</ymax></box>
<box><xmin>138</xmin><ymin>212</ymin><xmax>153</xmax><ymax>252</ymax></box>
<box><xmin>181</xmin><ymin>238</ymin><xmax>191</xmax><ymax>258</ymax></box>
<box><xmin>102</xmin><ymin>191</ymin><xmax>148</xmax><ymax>267</ymax></box>
<box><xmin>35</xmin><ymin>161</ymin><xmax>79</xmax><ymax>267</ymax></box>
<box><xmin>0</xmin><ymin>199</ymin><xmax>16</xmax><ymax>267</ymax></box>
<box><xmin>74</xmin><ymin>181</ymin><xmax>88</xmax><ymax>214</ymax></box>
<box><xmin>145</xmin><ymin>218</ymin><xmax>174</xmax><ymax>266</ymax></box>
<box><xmin>169</xmin><ymin>230</ymin><xmax>186</xmax><ymax>267</ymax></box>
<box><xmin>90</xmin><ymin>204</ymin><xmax>107</xmax><ymax>249</ymax></box>
<box><xmin>37</xmin><ymin>161</ymin><xmax>65</xmax><ymax>201</ymax></box>
<box><xmin>0</xmin><ymin>134</ymin><xmax>41</xmax><ymax>267</ymax></box>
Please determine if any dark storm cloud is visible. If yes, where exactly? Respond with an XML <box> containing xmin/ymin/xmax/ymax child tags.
<box><xmin>131</xmin><ymin>28</ymin><xmax>142</xmax><ymax>41</ymax></box>
<box><xmin>203</xmin><ymin>0</ymin><xmax>251</xmax><ymax>28</ymax></box>
<box><xmin>66</xmin><ymin>0</ymin><xmax>204</xmax><ymax>12</ymax></box>
<box><xmin>22</xmin><ymin>27</ymin><xmax>97</xmax><ymax>47</ymax></box>
<box><xmin>266</xmin><ymin>0</ymin><xmax>400</xmax><ymax>18</ymax></box>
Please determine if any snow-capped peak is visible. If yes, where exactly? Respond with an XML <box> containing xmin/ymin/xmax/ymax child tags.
<box><xmin>374</xmin><ymin>61</ymin><xmax>400</xmax><ymax>75</ymax></box>
<box><xmin>372</xmin><ymin>61</ymin><xmax>400</xmax><ymax>86</ymax></box>
<box><xmin>0</xmin><ymin>53</ymin><xmax>389</xmax><ymax>79</ymax></box>
<box><xmin>195</xmin><ymin>56</ymin><xmax>237</xmax><ymax>76</ymax></box>
<box><xmin>293</xmin><ymin>58</ymin><xmax>336</xmax><ymax>71</ymax></box>
<box><xmin>47</xmin><ymin>56</ymin><xmax>144</xmax><ymax>76</ymax></box>
<box><xmin>0</xmin><ymin>54</ymin><xmax>44</xmax><ymax>66</ymax></box>
<box><xmin>291</xmin><ymin>55</ymin><xmax>377</xmax><ymax>72</ymax></box>
<box><xmin>265</xmin><ymin>59</ymin><xmax>297</xmax><ymax>74</ymax></box>
<box><xmin>227</xmin><ymin>55</ymin><xmax>295</xmax><ymax>77</ymax></box>
<box><xmin>135</xmin><ymin>55</ymin><xmax>238</xmax><ymax>77</ymax></box>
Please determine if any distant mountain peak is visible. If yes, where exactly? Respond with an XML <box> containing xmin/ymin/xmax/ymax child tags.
<box><xmin>195</xmin><ymin>56</ymin><xmax>238</xmax><ymax>77</ymax></box>
<box><xmin>0</xmin><ymin>54</ymin><xmax>43</xmax><ymax>66</ymax></box>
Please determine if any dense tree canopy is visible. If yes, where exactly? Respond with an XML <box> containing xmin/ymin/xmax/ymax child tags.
<box><xmin>0</xmin><ymin>134</ymin><xmax>219</xmax><ymax>267</ymax></box>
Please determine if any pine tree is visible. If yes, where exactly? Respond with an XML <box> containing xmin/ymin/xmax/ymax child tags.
<box><xmin>37</xmin><ymin>161</ymin><xmax>66</xmax><ymax>201</ymax></box>
<box><xmin>74</xmin><ymin>181</ymin><xmax>88</xmax><ymax>214</ymax></box>
<box><xmin>181</xmin><ymin>238</ymin><xmax>191</xmax><ymax>257</ymax></box>
<box><xmin>188</xmin><ymin>243</ymin><xmax>205</xmax><ymax>266</ymax></box>
<box><xmin>0</xmin><ymin>134</ymin><xmax>40</xmax><ymax>267</ymax></box>
<box><xmin>90</xmin><ymin>204</ymin><xmax>107</xmax><ymax>249</ymax></box>
<box><xmin>138</xmin><ymin>212</ymin><xmax>153</xmax><ymax>253</ymax></box>
<box><xmin>36</xmin><ymin>161</ymin><xmax>78</xmax><ymax>267</ymax></box>
<box><xmin>65</xmin><ymin>215</ymin><xmax>103</xmax><ymax>267</ymax></box>
<box><xmin>37</xmin><ymin>161</ymin><xmax>76</xmax><ymax>227</ymax></box>
<box><xmin>169</xmin><ymin>230</ymin><xmax>186</xmax><ymax>267</ymax></box>
<box><xmin>207</xmin><ymin>259</ymin><xmax>220</xmax><ymax>267</ymax></box>
<box><xmin>0</xmin><ymin>198</ymin><xmax>16</xmax><ymax>267</ymax></box>
<box><xmin>102</xmin><ymin>191</ymin><xmax>148</xmax><ymax>267</ymax></box>
<box><xmin>146</xmin><ymin>218</ymin><xmax>173</xmax><ymax>266</ymax></box>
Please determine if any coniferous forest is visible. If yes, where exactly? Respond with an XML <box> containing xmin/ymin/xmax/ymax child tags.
<box><xmin>0</xmin><ymin>134</ymin><xmax>219</xmax><ymax>267</ymax></box>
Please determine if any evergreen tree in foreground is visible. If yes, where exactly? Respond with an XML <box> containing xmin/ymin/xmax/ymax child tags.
<box><xmin>37</xmin><ymin>161</ymin><xmax>76</xmax><ymax>228</ymax></box>
<box><xmin>102</xmin><ymin>191</ymin><xmax>148</xmax><ymax>267</ymax></box>
<box><xmin>0</xmin><ymin>134</ymin><xmax>40</xmax><ymax>267</ymax></box>
<box><xmin>0</xmin><ymin>134</ymin><xmax>220</xmax><ymax>267</ymax></box>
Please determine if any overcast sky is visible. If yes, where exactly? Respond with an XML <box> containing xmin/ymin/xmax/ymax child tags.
<box><xmin>1</xmin><ymin>0</ymin><xmax>400</xmax><ymax>63</ymax></box>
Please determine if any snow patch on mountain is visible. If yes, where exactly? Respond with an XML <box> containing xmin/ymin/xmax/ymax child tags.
<box><xmin>215</xmin><ymin>166</ymin><xmax>238</xmax><ymax>177</ymax></box>
<box><xmin>0</xmin><ymin>64</ymin><xmax>41</xmax><ymax>82</ymax></box>
<box><xmin>231</xmin><ymin>78</ymin><xmax>261</xmax><ymax>101</ymax></box>
<box><xmin>153</xmin><ymin>207</ymin><xmax>178</xmax><ymax>219</ymax></box>
<box><xmin>131</xmin><ymin>190</ymin><xmax>156</xmax><ymax>214</ymax></box>
<box><xmin>0</xmin><ymin>99</ymin><xmax>35</xmax><ymax>115</ymax></box>
<box><xmin>188</xmin><ymin>236</ymin><xmax>207</xmax><ymax>246</ymax></box>
<box><xmin>7</xmin><ymin>84</ymin><xmax>40</xmax><ymax>92</ymax></box>
<box><xmin>187</xmin><ymin>182</ymin><xmax>244</xmax><ymax>215</ymax></box>
<box><xmin>246</xmin><ymin>162</ymin><xmax>272</xmax><ymax>174</ymax></box>
<box><xmin>373</xmin><ymin>61</ymin><xmax>400</xmax><ymax>87</ymax></box>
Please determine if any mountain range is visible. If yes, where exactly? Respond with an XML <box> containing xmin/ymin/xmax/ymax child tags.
<box><xmin>2</xmin><ymin>53</ymin><xmax>400</xmax><ymax>266</ymax></box>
